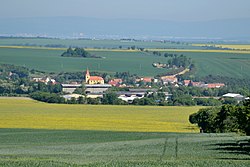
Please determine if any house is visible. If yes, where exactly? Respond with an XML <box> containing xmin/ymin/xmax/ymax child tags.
<box><xmin>191</xmin><ymin>81</ymin><xmax>205</xmax><ymax>87</ymax></box>
<box><xmin>161</xmin><ymin>75</ymin><xmax>178</xmax><ymax>84</ymax></box>
<box><xmin>207</xmin><ymin>83</ymin><xmax>225</xmax><ymax>88</ymax></box>
<box><xmin>85</xmin><ymin>69</ymin><xmax>104</xmax><ymax>85</ymax></box>
<box><xmin>142</xmin><ymin>77</ymin><xmax>152</xmax><ymax>83</ymax></box>
<box><xmin>135</xmin><ymin>77</ymin><xmax>152</xmax><ymax>83</ymax></box>
<box><xmin>32</xmin><ymin>77</ymin><xmax>56</xmax><ymax>84</ymax></box>
<box><xmin>183</xmin><ymin>80</ymin><xmax>191</xmax><ymax>86</ymax></box>
<box><xmin>108</xmin><ymin>78</ymin><xmax>123</xmax><ymax>87</ymax></box>
<box><xmin>184</xmin><ymin>80</ymin><xmax>225</xmax><ymax>89</ymax></box>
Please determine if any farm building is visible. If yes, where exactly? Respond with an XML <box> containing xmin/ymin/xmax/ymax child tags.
<box><xmin>61</xmin><ymin>83</ymin><xmax>82</xmax><ymax>94</ymax></box>
<box><xmin>117</xmin><ymin>92</ymin><xmax>145</xmax><ymax>103</ymax></box>
<box><xmin>222</xmin><ymin>93</ymin><xmax>245</xmax><ymax>101</ymax></box>
<box><xmin>62</xmin><ymin>83</ymin><xmax>111</xmax><ymax>95</ymax></box>
<box><xmin>117</xmin><ymin>88</ymin><xmax>158</xmax><ymax>103</ymax></box>
<box><xmin>62</xmin><ymin>94</ymin><xmax>84</xmax><ymax>100</ymax></box>
<box><xmin>85</xmin><ymin>84</ymin><xmax>112</xmax><ymax>94</ymax></box>
<box><xmin>222</xmin><ymin>93</ymin><xmax>250</xmax><ymax>103</ymax></box>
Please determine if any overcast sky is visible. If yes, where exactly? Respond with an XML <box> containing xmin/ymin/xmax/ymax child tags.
<box><xmin>1</xmin><ymin>0</ymin><xmax>250</xmax><ymax>21</ymax></box>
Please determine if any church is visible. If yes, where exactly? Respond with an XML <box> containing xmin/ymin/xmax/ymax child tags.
<box><xmin>85</xmin><ymin>69</ymin><xmax>104</xmax><ymax>84</ymax></box>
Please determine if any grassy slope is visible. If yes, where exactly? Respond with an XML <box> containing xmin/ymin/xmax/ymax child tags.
<box><xmin>0</xmin><ymin>99</ymin><xmax>201</xmax><ymax>132</ymax></box>
<box><xmin>1</xmin><ymin>47</ymin><xmax>250</xmax><ymax>78</ymax></box>
<box><xmin>0</xmin><ymin>47</ymin><xmax>169</xmax><ymax>76</ymax></box>
<box><xmin>0</xmin><ymin>129</ymin><xmax>249</xmax><ymax>167</ymax></box>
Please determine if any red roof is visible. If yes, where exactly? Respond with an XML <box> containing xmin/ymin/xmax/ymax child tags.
<box><xmin>108</xmin><ymin>81</ymin><xmax>118</xmax><ymax>86</ymax></box>
<box><xmin>89</xmin><ymin>76</ymin><xmax>104</xmax><ymax>81</ymax></box>
<box><xmin>207</xmin><ymin>83</ymin><xmax>225</xmax><ymax>88</ymax></box>
<box><xmin>184</xmin><ymin>80</ymin><xmax>191</xmax><ymax>85</ymax></box>
<box><xmin>192</xmin><ymin>82</ymin><xmax>203</xmax><ymax>86</ymax></box>
<box><xmin>142</xmin><ymin>77</ymin><xmax>152</xmax><ymax>83</ymax></box>
<box><xmin>113</xmin><ymin>79</ymin><xmax>122</xmax><ymax>83</ymax></box>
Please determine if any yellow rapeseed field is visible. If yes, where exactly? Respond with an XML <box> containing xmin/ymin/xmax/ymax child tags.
<box><xmin>193</xmin><ymin>44</ymin><xmax>250</xmax><ymax>51</ymax></box>
<box><xmin>147</xmin><ymin>48</ymin><xmax>250</xmax><ymax>54</ymax></box>
<box><xmin>0</xmin><ymin>99</ymin><xmax>203</xmax><ymax>132</ymax></box>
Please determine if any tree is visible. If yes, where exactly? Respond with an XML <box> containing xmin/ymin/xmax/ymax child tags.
<box><xmin>87</xmin><ymin>98</ymin><xmax>101</xmax><ymax>105</ymax></box>
<box><xmin>78</xmin><ymin>96</ymin><xmax>85</xmax><ymax>104</ymax></box>
<box><xmin>215</xmin><ymin>105</ymin><xmax>238</xmax><ymax>133</ymax></box>
<box><xmin>102</xmin><ymin>92</ymin><xmax>119</xmax><ymax>105</ymax></box>
<box><xmin>189</xmin><ymin>107</ymin><xmax>220</xmax><ymax>133</ymax></box>
<box><xmin>234</xmin><ymin>100</ymin><xmax>250</xmax><ymax>135</ymax></box>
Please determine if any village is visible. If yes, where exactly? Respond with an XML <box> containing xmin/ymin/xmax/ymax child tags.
<box><xmin>31</xmin><ymin>68</ymin><xmax>248</xmax><ymax>104</ymax></box>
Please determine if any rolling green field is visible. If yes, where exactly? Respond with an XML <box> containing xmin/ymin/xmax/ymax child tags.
<box><xmin>0</xmin><ymin>47</ymin><xmax>169</xmax><ymax>76</ymax></box>
<box><xmin>0</xmin><ymin>99</ymin><xmax>249</xmax><ymax>166</ymax></box>
<box><xmin>1</xmin><ymin>46</ymin><xmax>250</xmax><ymax>78</ymax></box>
<box><xmin>0</xmin><ymin>129</ymin><xmax>249</xmax><ymax>166</ymax></box>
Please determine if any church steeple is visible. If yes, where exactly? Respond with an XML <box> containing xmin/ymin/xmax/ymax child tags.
<box><xmin>85</xmin><ymin>68</ymin><xmax>90</xmax><ymax>83</ymax></box>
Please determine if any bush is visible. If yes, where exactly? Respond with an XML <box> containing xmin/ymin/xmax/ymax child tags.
<box><xmin>30</xmin><ymin>92</ymin><xmax>65</xmax><ymax>103</ymax></box>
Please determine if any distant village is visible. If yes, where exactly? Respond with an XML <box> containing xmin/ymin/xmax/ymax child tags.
<box><xmin>31</xmin><ymin>69</ymin><xmax>248</xmax><ymax>104</ymax></box>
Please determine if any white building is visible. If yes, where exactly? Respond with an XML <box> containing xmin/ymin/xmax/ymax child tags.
<box><xmin>62</xmin><ymin>94</ymin><xmax>84</xmax><ymax>100</ymax></box>
<box><xmin>222</xmin><ymin>93</ymin><xmax>245</xmax><ymax>102</ymax></box>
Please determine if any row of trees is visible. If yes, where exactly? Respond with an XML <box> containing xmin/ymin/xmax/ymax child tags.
<box><xmin>189</xmin><ymin>100</ymin><xmax>250</xmax><ymax>135</ymax></box>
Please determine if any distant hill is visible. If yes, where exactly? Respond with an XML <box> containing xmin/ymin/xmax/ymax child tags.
<box><xmin>1</xmin><ymin>17</ymin><xmax>250</xmax><ymax>40</ymax></box>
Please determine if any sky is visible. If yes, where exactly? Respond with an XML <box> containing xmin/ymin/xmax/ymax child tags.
<box><xmin>1</xmin><ymin>0</ymin><xmax>250</xmax><ymax>21</ymax></box>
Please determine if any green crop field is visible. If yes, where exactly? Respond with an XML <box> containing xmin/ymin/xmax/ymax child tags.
<box><xmin>0</xmin><ymin>99</ymin><xmax>249</xmax><ymax>166</ymax></box>
<box><xmin>163</xmin><ymin>51</ymin><xmax>250</xmax><ymax>78</ymax></box>
<box><xmin>0</xmin><ymin>129</ymin><xmax>250</xmax><ymax>167</ymax></box>
<box><xmin>0</xmin><ymin>47</ymin><xmax>170</xmax><ymax>76</ymax></box>
<box><xmin>1</xmin><ymin>46</ymin><xmax>250</xmax><ymax>78</ymax></box>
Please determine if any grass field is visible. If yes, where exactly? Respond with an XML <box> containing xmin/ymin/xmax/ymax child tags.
<box><xmin>1</xmin><ymin>46</ymin><xmax>250</xmax><ymax>78</ymax></box>
<box><xmin>0</xmin><ymin>99</ymin><xmax>201</xmax><ymax>132</ymax></box>
<box><xmin>0</xmin><ymin>99</ymin><xmax>250</xmax><ymax>166</ymax></box>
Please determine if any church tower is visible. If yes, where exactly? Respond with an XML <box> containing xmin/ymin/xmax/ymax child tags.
<box><xmin>85</xmin><ymin>68</ymin><xmax>90</xmax><ymax>83</ymax></box>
